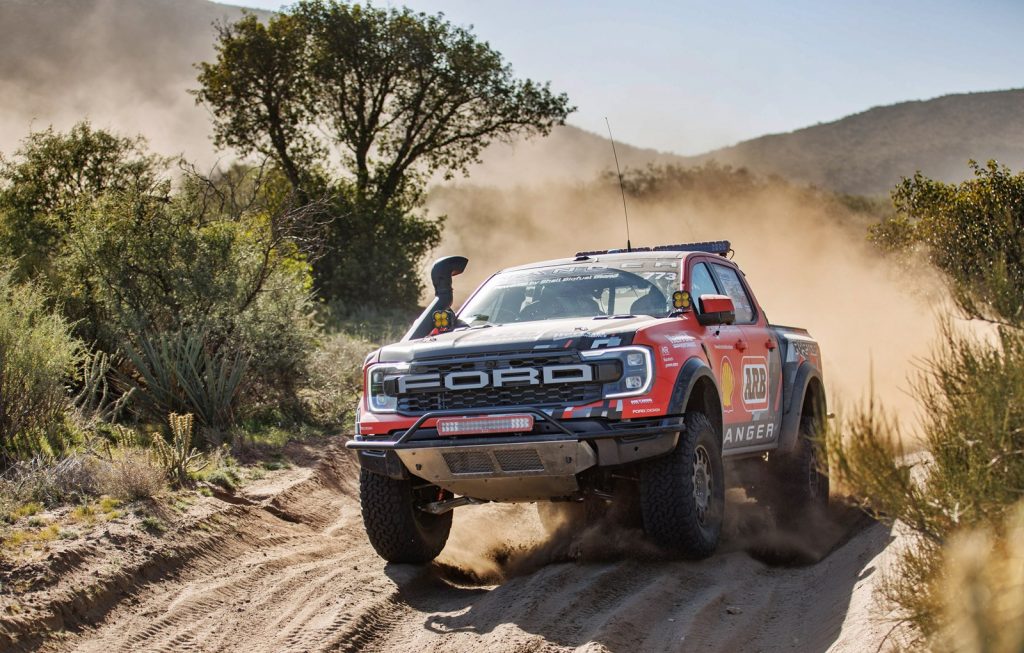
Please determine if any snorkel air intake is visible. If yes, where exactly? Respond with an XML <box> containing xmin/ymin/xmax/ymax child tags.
<box><xmin>403</xmin><ymin>256</ymin><xmax>469</xmax><ymax>341</ymax></box>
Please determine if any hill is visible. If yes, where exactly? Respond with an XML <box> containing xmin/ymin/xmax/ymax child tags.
<box><xmin>1</xmin><ymin>0</ymin><xmax>1022</xmax><ymax>195</ymax></box>
<box><xmin>471</xmin><ymin>89</ymin><xmax>1024</xmax><ymax>195</ymax></box>
<box><xmin>688</xmin><ymin>88</ymin><xmax>1024</xmax><ymax>195</ymax></box>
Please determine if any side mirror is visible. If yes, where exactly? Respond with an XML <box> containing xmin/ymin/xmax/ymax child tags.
<box><xmin>403</xmin><ymin>256</ymin><xmax>469</xmax><ymax>341</ymax></box>
<box><xmin>696</xmin><ymin>294</ymin><xmax>736</xmax><ymax>326</ymax></box>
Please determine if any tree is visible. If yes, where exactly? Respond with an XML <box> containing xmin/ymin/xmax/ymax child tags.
<box><xmin>871</xmin><ymin>161</ymin><xmax>1024</xmax><ymax>325</ymax></box>
<box><xmin>192</xmin><ymin>13</ymin><xmax>323</xmax><ymax>202</ymax></box>
<box><xmin>195</xmin><ymin>1</ymin><xmax>573</xmax><ymax>308</ymax></box>
<box><xmin>196</xmin><ymin>2</ymin><xmax>573</xmax><ymax>208</ymax></box>
<box><xmin>0</xmin><ymin>122</ymin><xmax>168</xmax><ymax>281</ymax></box>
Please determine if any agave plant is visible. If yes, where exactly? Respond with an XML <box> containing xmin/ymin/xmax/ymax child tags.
<box><xmin>122</xmin><ymin>328</ymin><xmax>248</xmax><ymax>438</ymax></box>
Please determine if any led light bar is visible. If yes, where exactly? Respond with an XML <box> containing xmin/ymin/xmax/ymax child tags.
<box><xmin>575</xmin><ymin>240</ymin><xmax>731</xmax><ymax>257</ymax></box>
<box><xmin>436</xmin><ymin>414</ymin><xmax>535</xmax><ymax>436</ymax></box>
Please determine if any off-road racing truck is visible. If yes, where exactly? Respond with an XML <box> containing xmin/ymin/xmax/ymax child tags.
<box><xmin>347</xmin><ymin>241</ymin><xmax>828</xmax><ymax>563</ymax></box>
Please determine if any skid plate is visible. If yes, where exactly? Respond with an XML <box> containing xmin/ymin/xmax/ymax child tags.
<box><xmin>395</xmin><ymin>440</ymin><xmax>597</xmax><ymax>501</ymax></box>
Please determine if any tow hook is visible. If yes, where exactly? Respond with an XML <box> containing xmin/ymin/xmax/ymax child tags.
<box><xmin>420</xmin><ymin>496</ymin><xmax>489</xmax><ymax>514</ymax></box>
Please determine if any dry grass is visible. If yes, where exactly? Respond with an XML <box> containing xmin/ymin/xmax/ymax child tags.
<box><xmin>303</xmin><ymin>331</ymin><xmax>377</xmax><ymax>428</ymax></box>
<box><xmin>0</xmin><ymin>454</ymin><xmax>102</xmax><ymax>506</ymax></box>
<box><xmin>96</xmin><ymin>449</ymin><xmax>166</xmax><ymax>500</ymax></box>
<box><xmin>936</xmin><ymin>501</ymin><xmax>1024</xmax><ymax>653</ymax></box>
<box><xmin>829</xmin><ymin>325</ymin><xmax>1024</xmax><ymax>647</ymax></box>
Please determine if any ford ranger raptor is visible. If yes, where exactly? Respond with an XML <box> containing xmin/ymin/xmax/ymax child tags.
<box><xmin>347</xmin><ymin>241</ymin><xmax>828</xmax><ymax>563</ymax></box>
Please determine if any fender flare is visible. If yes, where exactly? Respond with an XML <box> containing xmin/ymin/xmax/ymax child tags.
<box><xmin>667</xmin><ymin>357</ymin><xmax>723</xmax><ymax>438</ymax></box>
<box><xmin>776</xmin><ymin>361</ymin><xmax>826</xmax><ymax>454</ymax></box>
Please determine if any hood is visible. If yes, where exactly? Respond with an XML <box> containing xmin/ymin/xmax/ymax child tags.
<box><xmin>377</xmin><ymin>315</ymin><xmax>664</xmax><ymax>362</ymax></box>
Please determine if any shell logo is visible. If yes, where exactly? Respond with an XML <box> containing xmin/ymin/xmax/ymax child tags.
<box><xmin>721</xmin><ymin>358</ymin><xmax>734</xmax><ymax>410</ymax></box>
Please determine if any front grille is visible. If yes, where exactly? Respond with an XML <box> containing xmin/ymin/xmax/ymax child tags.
<box><xmin>398</xmin><ymin>383</ymin><xmax>602</xmax><ymax>414</ymax></box>
<box><xmin>443</xmin><ymin>451</ymin><xmax>494</xmax><ymax>475</ymax></box>
<box><xmin>396</xmin><ymin>351</ymin><xmax>603</xmax><ymax>415</ymax></box>
<box><xmin>494</xmin><ymin>449</ymin><xmax>545</xmax><ymax>472</ymax></box>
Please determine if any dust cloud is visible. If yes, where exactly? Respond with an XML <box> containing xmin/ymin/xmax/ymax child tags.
<box><xmin>433</xmin><ymin>491</ymin><xmax>870</xmax><ymax>586</ymax></box>
<box><xmin>0</xmin><ymin>0</ymin><xmax>256</xmax><ymax>164</ymax></box>
<box><xmin>428</xmin><ymin>176</ymin><xmax>944</xmax><ymax>425</ymax></box>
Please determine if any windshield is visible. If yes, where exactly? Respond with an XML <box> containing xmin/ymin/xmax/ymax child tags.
<box><xmin>459</xmin><ymin>259</ymin><xmax>681</xmax><ymax>325</ymax></box>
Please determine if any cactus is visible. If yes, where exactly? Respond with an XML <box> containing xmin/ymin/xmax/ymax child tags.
<box><xmin>150</xmin><ymin>413</ymin><xmax>205</xmax><ymax>486</ymax></box>
<box><xmin>73</xmin><ymin>350</ymin><xmax>134</xmax><ymax>426</ymax></box>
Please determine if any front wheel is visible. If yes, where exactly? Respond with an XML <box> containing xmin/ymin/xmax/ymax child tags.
<box><xmin>359</xmin><ymin>469</ymin><xmax>452</xmax><ymax>563</ymax></box>
<box><xmin>639</xmin><ymin>412</ymin><xmax>724</xmax><ymax>558</ymax></box>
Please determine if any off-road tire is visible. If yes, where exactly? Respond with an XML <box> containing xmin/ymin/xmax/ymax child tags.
<box><xmin>639</xmin><ymin>412</ymin><xmax>724</xmax><ymax>558</ymax></box>
<box><xmin>769</xmin><ymin>416</ymin><xmax>829</xmax><ymax>527</ymax></box>
<box><xmin>359</xmin><ymin>469</ymin><xmax>452</xmax><ymax>563</ymax></box>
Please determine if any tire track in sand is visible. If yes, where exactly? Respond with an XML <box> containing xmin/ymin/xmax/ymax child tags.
<box><xmin>40</xmin><ymin>449</ymin><xmax>899</xmax><ymax>653</ymax></box>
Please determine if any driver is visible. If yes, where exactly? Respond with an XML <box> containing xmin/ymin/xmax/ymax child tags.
<box><xmin>521</xmin><ymin>281</ymin><xmax>602</xmax><ymax>320</ymax></box>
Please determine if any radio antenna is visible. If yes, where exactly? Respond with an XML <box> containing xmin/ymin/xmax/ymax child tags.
<box><xmin>605</xmin><ymin>117</ymin><xmax>632</xmax><ymax>252</ymax></box>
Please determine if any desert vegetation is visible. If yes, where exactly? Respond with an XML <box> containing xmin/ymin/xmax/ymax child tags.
<box><xmin>0</xmin><ymin>2</ymin><xmax>1021</xmax><ymax>651</ymax></box>
<box><xmin>830</xmin><ymin>162</ymin><xmax>1024</xmax><ymax>650</ymax></box>
<box><xmin>0</xmin><ymin>0</ymin><xmax>570</xmax><ymax>562</ymax></box>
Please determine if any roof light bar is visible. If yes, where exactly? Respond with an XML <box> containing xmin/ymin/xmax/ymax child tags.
<box><xmin>575</xmin><ymin>240</ymin><xmax>731</xmax><ymax>258</ymax></box>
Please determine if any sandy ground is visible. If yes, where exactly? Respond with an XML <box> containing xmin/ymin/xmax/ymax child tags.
<box><xmin>4</xmin><ymin>447</ymin><xmax>905</xmax><ymax>653</ymax></box>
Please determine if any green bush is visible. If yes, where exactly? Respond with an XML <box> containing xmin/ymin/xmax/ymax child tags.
<box><xmin>0</xmin><ymin>270</ymin><xmax>81</xmax><ymax>458</ymax></box>
<box><xmin>0</xmin><ymin>122</ymin><xmax>168</xmax><ymax>283</ymax></box>
<box><xmin>871</xmin><ymin>161</ymin><xmax>1024</xmax><ymax>325</ymax></box>
<box><xmin>58</xmin><ymin>166</ymin><xmax>318</xmax><ymax>426</ymax></box>
<box><xmin>314</xmin><ymin>196</ymin><xmax>443</xmax><ymax>308</ymax></box>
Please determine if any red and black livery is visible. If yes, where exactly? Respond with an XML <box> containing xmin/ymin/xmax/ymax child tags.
<box><xmin>348</xmin><ymin>241</ymin><xmax>827</xmax><ymax>563</ymax></box>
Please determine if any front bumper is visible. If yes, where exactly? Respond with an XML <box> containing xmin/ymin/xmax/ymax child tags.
<box><xmin>346</xmin><ymin>408</ymin><xmax>683</xmax><ymax>501</ymax></box>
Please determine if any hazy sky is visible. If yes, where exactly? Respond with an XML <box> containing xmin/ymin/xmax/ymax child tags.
<box><xmin>233</xmin><ymin>0</ymin><xmax>1024</xmax><ymax>155</ymax></box>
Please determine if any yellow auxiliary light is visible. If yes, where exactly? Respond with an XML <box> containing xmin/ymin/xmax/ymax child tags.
<box><xmin>432</xmin><ymin>309</ymin><xmax>454</xmax><ymax>331</ymax></box>
<box><xmin>673</xmin><ymin>290</ymin><xmax>691</xmax><ymax>310</ymax></box>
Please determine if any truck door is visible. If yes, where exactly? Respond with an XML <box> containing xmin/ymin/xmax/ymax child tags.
<box><xmin>686</xmin><ymin>260</ymin><xmax>747</xmax><ymax>437</ymax></box>
<box><xmin>708</xmin><ymin>261</ymin><xmax>783</xmax><ymax>452</ymax></box>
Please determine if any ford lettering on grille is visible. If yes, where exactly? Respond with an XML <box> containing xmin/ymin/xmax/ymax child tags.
<box><xmin>391</xmin><ymin>364</ymin><xmax>593</xmax><ymax>394</ymax></box>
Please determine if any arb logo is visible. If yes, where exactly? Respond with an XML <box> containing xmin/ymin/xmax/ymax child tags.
<box><xmin>741</xmin><ymin>356</ymin><xmax>769</xmax><ymax>410</ymax></box>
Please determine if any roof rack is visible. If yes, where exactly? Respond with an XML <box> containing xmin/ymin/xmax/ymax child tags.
<box><xmin>575</xmin><ymin>240</ymin><xmax>731</xmax><ymax>258</ymax></box>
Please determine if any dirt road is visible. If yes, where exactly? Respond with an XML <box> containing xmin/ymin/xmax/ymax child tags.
<box><xmin>30</xmin><ymin>448</ymin><xmax>899</xmax><ymax>653</ymax></box>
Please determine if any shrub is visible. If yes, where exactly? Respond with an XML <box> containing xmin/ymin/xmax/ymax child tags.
<box><xmin>58</xmin><ymin>165</ymin><xmax>318</xmax><ymax>427</ymax></box>
<box><xmin>830</xmin><ymin>323</ymin><xmax>1024</xmax><ymax>644</ymax></box>
<box><xmin>314</xmin><ymin>197</ymin><xmax>443</xmax><ymax>308</ymax></box>
<box><xmin>303</xmin><ymin>332</ymin><xmax>377</xmax><ymax>427</ymax></box>
<box><xmin>96</xmin><ymin>449</ymin><xmax>166</xmax><ymax>501</ymax></box>
<box><xmin>937</xmin><ymin>501</ymin><xmax>1024</xmax><ymax>653</ymax></box>
<box><xmin>0</xmin><ymin>122</ymin><xmax>168</xmax><ymax>282</ymax></box>
<box><xmin>0</xmin><ymin>454</ymin><xmax>101</xmax><ymax>506</ymax></box>
<box><xmin>0</xmin><ymin>270</ymin><xmax>81</xmax><ymax>458</ymax></box>
<box><xmin>871</xmin><ymin>162</ymin><xmax>1024</xmax><ymax>325</ymax></box>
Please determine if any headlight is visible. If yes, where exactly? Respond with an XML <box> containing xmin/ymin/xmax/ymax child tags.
<box><xmin>365</xmin><ymin>363</ymin><xmax>409</xmax><ymax>413</ymax></box>
<box><xmin>581</xmin><ymin>346</ymin><xmax>654</xmax><ymax>398</ymax></box>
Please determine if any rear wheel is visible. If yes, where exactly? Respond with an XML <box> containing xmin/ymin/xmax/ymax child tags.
<box><xmin>359</xmin><ymin>469</ymin><xmax>452</xmax><ymax>563</ymax></box>
<box><xmin>639</xmin><ymin>412</ymin><xmax>724</xmax><ymax>558</ymax></box>
<box><xmin>769</xmin><ymin>416</ymin><xmax>829</xmax><ymax>526</ymax></box>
